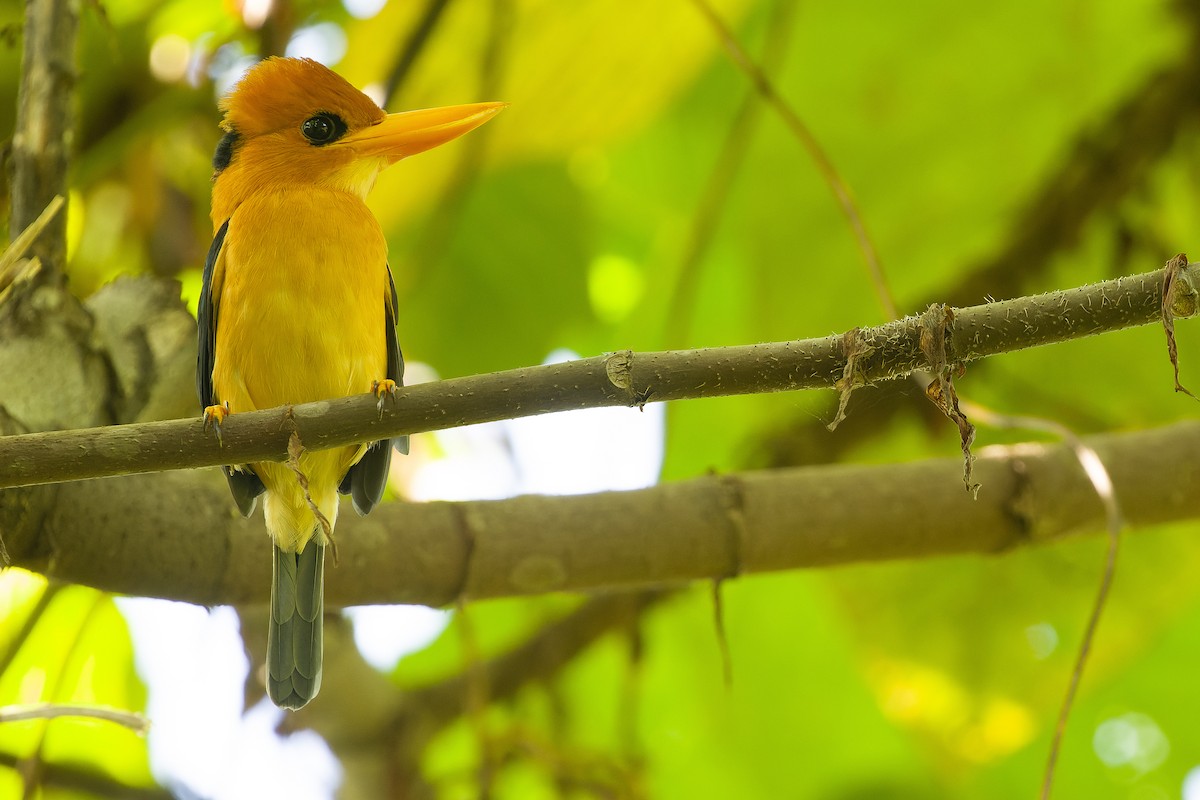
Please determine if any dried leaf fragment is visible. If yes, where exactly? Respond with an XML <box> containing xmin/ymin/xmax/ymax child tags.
<box><xmin>286</xmin><ymin>429</ymin><xmax>337</xmax><ymax>562</ymax></box>
<box><xmin>1161</xmin><ymin>253</ymin><xmax>1197</xmax><ymax>399</ymax></box>
<box><xmin>919</xmin><ymin>304</ymin><xmax>978</xmax><ymax>495</ymax></box>
<box><xmin>828</xmin><ymin>327</ymin><xmax>873</xmax><ymax>431</ymax></box>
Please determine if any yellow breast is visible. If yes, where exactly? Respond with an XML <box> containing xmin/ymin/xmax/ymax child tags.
<box><xmin>212</xmin><ymin>187</ymin><xmax>390</xmax><ymax>550</ymax></box>
<box><xmin>214</xmin><ymin>189</ymin><xmax>388</xmax><ymax>411</ymax></box>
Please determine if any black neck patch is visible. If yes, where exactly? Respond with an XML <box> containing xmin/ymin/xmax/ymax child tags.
<box><xmin>212</xmin><ymin>129</ymin><xmax>240</xmax><ymax>175</ymax></box>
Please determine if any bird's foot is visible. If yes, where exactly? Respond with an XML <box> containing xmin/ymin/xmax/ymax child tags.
<box><xmin>203</xmin><ymin>401</ymin><xmax>231</xmax><ymax>444</ymax></box>
<box><xmin>371</xmin><ymin>379</ymin><xmax>399</xmax><ymax>417</ymax></box>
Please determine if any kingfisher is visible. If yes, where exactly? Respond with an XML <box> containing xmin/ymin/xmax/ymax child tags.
<box><xmin>196</xmin><ymin>57</ymin><xmax>503</xmax><ymax>709</ymax></box>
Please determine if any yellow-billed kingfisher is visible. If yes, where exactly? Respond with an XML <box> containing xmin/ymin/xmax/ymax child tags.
<box><xmin>196</xmin><ymin>57</ymin><xmax>503</xmax><ymax>709</ymax></box>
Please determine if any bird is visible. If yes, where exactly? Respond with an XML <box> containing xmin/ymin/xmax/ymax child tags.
<box><xmin>196</xmin><ymin>56</ymin><xmax>504</xmax><ymax>709</ymax></box>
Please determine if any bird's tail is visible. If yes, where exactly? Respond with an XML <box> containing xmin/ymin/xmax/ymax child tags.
<box><xmin>268</xmin><ymin>540</ymin><xmax>324</xmax><ymax>710</ymax></box>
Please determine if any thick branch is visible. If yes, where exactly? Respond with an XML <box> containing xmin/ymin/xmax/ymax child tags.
<box><xmin>0</xmin><ymin>264</ymin><xmax>1193</xmax><ymax>489</ymax></box>
<box><xmin>5</xmin><ymin>421</ymin><xmax>1198</xmax><ymax>606</ymax></box>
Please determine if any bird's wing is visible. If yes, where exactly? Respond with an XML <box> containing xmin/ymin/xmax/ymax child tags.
<box><xmin>198</xmin><ymin>218</ymin><xmax>265</xmax><ymax>517</ymax></box>
<box><xmin>340</xmin><ymin>265</ymin><xmax>406</xmax><ymax>516</ymax></box>
<box><xmin>196</xmin><ymin>219</ymin><xmax>228</xmax><ymax>409</ymax></box>
<box><xmin>385</xmin><ymin>264</ymin><xmax>408</xmax><ymax>446</ymax></box>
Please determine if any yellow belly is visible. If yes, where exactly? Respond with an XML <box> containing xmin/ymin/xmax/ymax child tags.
<box><xmin>212</xmin><ymin>188</ymin><xmax>389</xmax><ymax>551</ymax></box>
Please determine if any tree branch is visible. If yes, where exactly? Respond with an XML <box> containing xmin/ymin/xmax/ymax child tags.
<box><xmin>401</xmin><ymin>592</ymin><xmax>663</xmax><ymax>725</ymax></box>
<box><xmin>941</xmin><ymin>6</ymin><xmax>1200</xmax><ymax>309</ymax></box>
<box><xmin>382</xmin><ymin>0</ymin><xmax>453</xmax><ymax>108</ymax></box>
<box><xmin>690</xmin><ymin>0</ymin><xmax>895</xmax><ymax>319</ymax></box>
<box><xmin>0</xmin><ymin>751</ymin><xmax>171</xmax><ymax>800</ymax></box>
<box><xmin>7</xmin><ymin>0</ymin><xmax>78</xmax><ymax>284</ymax></box>
<box><xmin>0</xmin><ymin>703</ymin><xmax>148</xmax><ymax>732</ymax></box>
<box><xmin>0</xmin><ymin>263</ymin><xmax>1193</xmax><ymax>490</ymax></box>
<box><xmin>761</xmin><ymin>12</ymin><xmax>1200</xmax><ymax>471</ymax></box>
<box><xmin>5</xmin><ymin>420</ymin><xmax>1198</xmax><ymax>606</ymax></box>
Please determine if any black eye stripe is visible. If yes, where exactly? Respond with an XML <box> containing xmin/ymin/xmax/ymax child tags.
<box><xmin>212</xmin><ymin>129</ymin><xmax>240</xmax><ymax>173</ymax></box>
<box><xmin>301</xmin><ymin>113</ymin><xmax>347</xmax><ymax>146</ymax></box>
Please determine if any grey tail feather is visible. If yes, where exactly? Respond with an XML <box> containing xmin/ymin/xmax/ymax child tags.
<box><xmin>267</xmin><ymin>541</ymin><xmax>324</xmax><ymax>710</ymax></box>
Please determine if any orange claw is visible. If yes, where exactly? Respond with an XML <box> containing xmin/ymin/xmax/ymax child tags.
<box><xmin>204</xmin><ymin>401</ymin><xmax>231</xmax><ymax>443</ymax></box>
<box><xmin>371</xmin><ymin>379</ymin><xmax>399</xmax><ymax>416</ymax></box>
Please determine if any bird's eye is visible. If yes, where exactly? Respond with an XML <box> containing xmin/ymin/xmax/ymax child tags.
<box><xmin>301</xmin><ymin>114</ymin><xmax>345</xmax><ymax>145</ymax></box>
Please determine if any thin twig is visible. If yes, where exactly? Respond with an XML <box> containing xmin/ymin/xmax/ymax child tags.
<box><xmin>19</xmin><ymin>593</ymin><xmax>107</xmax><ymax>800</ymax></box>
<box><xmin>761</xmin><ymin>27</ymin><xmax>1200</xmax><ymax>468</ymax></box>
<box><xmin>0</xmin><ymin>750</ymin><xmax>172</xmax><ymax>800</ymax></box>
<box><xmin>0</xmin><ymin>195</ymin><xmax>64</xmax><ymax>284</ymax></box>
<box><xmin>689</xmin><ymin>0</ymin><xmax>897</xmax><ymax>320</ymax></box>
<box><xmin>0</xmin><ymin>586</ymin><xmax>62</xmax><ymax>676</ymax></box>
<box><xmin>619</xmin><ymin>615</ymin><xmax>645</xmax><ymax>767</ymax></box>
<box><xmin>665</xmin><ymin>0</ymin><xmax>796</xmax><ymax>346</ymax></box>
<box><xmin>455</xmin><ymin>599</ymin><xmax>495</xmax><ymax>798</ymax></box>
<box><xmin>710</xmin><ymin>579</ymin><xmax>733</xmax><ymax>688</ymax></box>
<box><xmin>382</xmin><ymin>0</ymin><xmax>454</xmax><ymax>108</ymax></box>
<box><xmin>934</xmin><ymin>26</ymin><xmax>1200</xmax><ymax>311</ymax></box>
<box><xmin>404</xmin><ymin>0</ymin><xmax>509</xmax><ymax>294</ymax></box>
<box><xmin>399</xmin><ymin>593</ymin><xmax>668</xmax><ymax>732</ymax></box>
<box><xmin>0</xmin><ymin>703</ymin><xmax>149</xmax><ymax>733</ymax></box>
<box><xmin>967</xmin><ymin>404</ymin><xmax>1123</xmax><ymax>800</ymax></box>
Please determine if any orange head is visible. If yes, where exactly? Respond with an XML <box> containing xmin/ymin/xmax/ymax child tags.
<box><xmin>211</xmin><ymin>57</ymin><xmax>505</xmax><ymax>226</ymax></box>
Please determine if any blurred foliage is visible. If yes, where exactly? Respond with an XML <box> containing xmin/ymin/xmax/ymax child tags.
<box><xmin>0</xmin><ymin>571</ymin><xmax>153</xmax><ymax>796</ymax></box>
<box><xmin>4</xmin><ymin>0</ymin><xmax>1200</xmax><ymax>797</ymax></box>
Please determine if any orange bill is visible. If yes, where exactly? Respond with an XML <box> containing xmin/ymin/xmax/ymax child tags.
<box><xmin>342</xmin><ymin>102</ymin><xmax>507</xmax><ymax>162</ymax></box>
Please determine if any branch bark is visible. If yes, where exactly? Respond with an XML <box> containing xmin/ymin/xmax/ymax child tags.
<box><xmin>5</xmin><ymin>420</ymin><xmax>1197</xmax><ymax>606</ymax></box>
<box><xmin>0</xmin><ymin>263</ymin><xmax>1193</xmax><ymax>489</ymax></box>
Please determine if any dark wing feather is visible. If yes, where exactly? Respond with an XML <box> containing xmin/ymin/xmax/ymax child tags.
<box><xmin>196</xmin><ymin>219</ymin><xmax>228</xmax><ymax>409</ymax></box>
<box><xmin>198</xmin><ymin>218</ymin><xmax>264</xmax><ymax>517</ymax></box>
<box><xmin>386</xmin><ymin>268</ymin><xmax>409</xmax><ymax>457</ymax></box>
<box><xmin>340</xmin><ymin>266</ymin><xmax>406</xmax><ymax>516</ymax></box>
